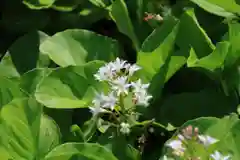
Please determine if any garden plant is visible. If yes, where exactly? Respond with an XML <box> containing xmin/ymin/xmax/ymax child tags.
<box><xmin>0</xmin><ymin>0</ymin><xmax>240</xmax><ymax>160</ymax></box>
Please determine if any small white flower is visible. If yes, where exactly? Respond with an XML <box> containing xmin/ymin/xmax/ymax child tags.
<box><xmin>89</xmin><ymin>106</ymin><xmax>106</xmax><ymax>116</ymax></box>
<box><xmin>110</xmin><ymin>57</ymin><xmax>126</xmax><ymax>72</ymax></box>
<box><xmin>94</xmin><ymin>64</ymin><xmax>114</xmax><ymax>81</ymax></box>
<box><xmin>127</xmin><ymin>64</ymin><xmax>141</xmax><ymax>76</ymax></box>
<box><xmin>134</xmin><ymin>91</ymin><xmax>152</xmax><ymax>107</ymax></box>
<box><xmin>166</xmin><ymin>140</ymin><xmax>185</xmax><ymax>156</ymax></box>
<box><xmin>131</xmin><ymin>79</ymin><xmax>150</xmax><ymax>93</ymax></box>
<box><xmin>101</xmin><ymin>92</ymin><xmax>117</xmax><ymax>110</ymax></box>
<box><xmin>111</xmin><ymin>76</ymin><xmax>131</xmax><ymax>96</ymax></box>
<box><xmin>210</xmin><ymin>151</ymin><xmax>231</xmax><ymax>160</ymax></box>
<box><xmin>120</xmin><ymin>122</ymin><xmax>130</xmax><ymax>134</ymax></box>
<box><xmin>177</xmin><ymin>134</ymin><xmax>185</xmax><ymax>141</ymax></box>
<box><xmin>198</xmin><ymin>135</ymin><xmax>219</xmax><ymax>147</ymax></box>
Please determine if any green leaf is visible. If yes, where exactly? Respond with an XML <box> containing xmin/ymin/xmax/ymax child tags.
<box><xmin>178</xmin><ymin>114</ymin><xmax>240</xmax><ymax>160</ymax></box>
<box><xmin>190</xmin><ymin>0</ymin><xmax>237</xmax><ymax>18</ymax></box>
<box><xmin>38</xmin><ymin>114</ymin><xmax>61</xmax><ymax>158</ymax></box>
<box><xmin>137</xmin><ymin>20</ymin><xmax>180</xmax><ymax>80</ymax></box>
<box><xmin>23</xmin><ymin>0</ymin><xmax>55</xmax><ymax>9</ymax></box>
<box><xmin>20</xmin><ymin>68</ymin><xmax>52</xmax><ymax>95</ymax></box>
<box><xmin>0</xmin><ymin>98</ymin><xmax>61</xmax><ymax>159</ymax></box>
<box><xmin>3</xmin><ymin>31</ymin><xmax>51</xmax><ymax>74</ymax></box>
<box><xmin>98</xmin><ymin>131</ymin><xmax>141</xmax><ymax>160</ymax></box>
<box><xmin>44</xmin><ymin>142</ymin><xmax>118</xmax><ymax>160</ymax></box>
<box><xmin>193</xmin><ymin>0</ymin><xmax>240</xmax><ymax>14</ymax></box>
<box><xmin>88</xmin><ymin>0</ymin><xmax>109</xmax><ymax>8</ymax></box>
<box><xmin>110</xmin><ymin>0</ymin><xmax>140</xmax><ymax>50</ymax></box>
<box><xmin>224</xmin><ymin>22</ymin><xmax>240</xmax><ymax>67</ymax></box>
<box><xmin>0</xmin><ymin>63</ymin><xmax>20</xmax><ymax>78</ymax></box>
<box><xmin>0</xmin><ymin>76</ymin><xmax>24</xmax><ymax>107</ymax></box>
<box><xmin>40</xmin><ymin>29</ymin><xmax>120</xmax><ymax>67</ymax></box>
<box><xmin>158</xmin><ymin>89</ymin><xmax>238</xmax><ymax>127</ymax></box>
<box><xmin>35</xmin><ymin>60</ymin><xmax>107</xmax><ymax>109</ymax></box>
<box><xmin>187</xmin><ymin>41</ymin><xmax>230</xmax><ymax>72</ymax></box>
<box><xmin>176</xmin><ymin>9</ymin><xmax>215</xmax><ymax>58</ymax></box>
<box><xmin>51</xmin><ymin>0</ymin><xmax>82</xmax><ymax>11</ymax></box>
<box><xmin>82</xmin><ymin>117</ymin><xmax>98</xmax><ymax>142</ymax></box>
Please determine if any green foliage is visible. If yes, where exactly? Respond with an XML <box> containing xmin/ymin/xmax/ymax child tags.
<box><xmin>0</xmin><ymin>0</ymin><xmax>239</xmax><ymax>159</ymax></box>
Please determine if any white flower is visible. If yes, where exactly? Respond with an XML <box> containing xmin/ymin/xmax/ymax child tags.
<box><xmin>210</xmin><ymin>151</ymin><xmax>231</xmax><ymax>160</ymax></box>
<box><xmin>89</xmin><ymin>105</ymin><xmax>106</xmax><ymax>116</ymax></box>
<box><xmin>94</xmin><ymin>63</ymin><xmax>114</xmax><ymax>81</ymax></box>
<box><xmin>177</xmin><ymin>134</ymin><xmax>185</xmax><ymax>141</ymax></box>
<box><xmin>134</xmin><ymin>91</ymin><xmax>152</xmax><ymax>107</ymax></box>
<box><xmin>127</xmin><ymin>64</ymin><xmax>141</xmax><ymax>76</ymax></box>
<box><xmin>131</xmin><ymin>79</ymin><xmax>150</xmax><ymax>93</ymax></box>
<box><xmin>120</xmin><ymin>122</ymin><xmax>130</xmax><ymax>134</ymax></box>
<box><xmin>165</xmin><ymin>140</ymin><xmax>185</xmax><ymax>156</ymax></box>
<box><xmin>131</xmin><ymin>79</ymin><xmax>152</xmax><ymax>106</ymax></box>
<box><xmin>111</xmin><ymin>76</ymin><xmax>131</xmax><ymax>96</ymax></box>
<box><xmin>101</xmin><ymin>92</ymin><xmax>117</xmax><ymax>110</ymax></box>
<box><xmin>198</xmin><ymin>135</ymin><xmax>219</xmax><ymax>147</ymax></box>
<box><xmin>110</xmin><ymin>57</ymin><xmax>126</xmax><ymax>72</ymax></box>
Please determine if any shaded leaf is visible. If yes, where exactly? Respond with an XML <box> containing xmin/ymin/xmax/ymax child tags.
<box><xmin>158</xmin><ymin>89</ymin><xmax>238</xmax><ymax>126</ymax></box>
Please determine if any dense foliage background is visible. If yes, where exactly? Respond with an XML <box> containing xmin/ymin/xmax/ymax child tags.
<box><xmin>0</xmin><ymin>0</ymin><xmax>239</xmax><ymax>159</ymax></box>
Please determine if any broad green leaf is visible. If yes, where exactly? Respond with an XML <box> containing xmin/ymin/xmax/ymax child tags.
<box><xmin>0</xmin><ymin>76</ymin><xmax>24</xmax><ymax>107</ymax></box>
<box><xmin>141</xmin><ymin>17</ymin><xmax>178</xmax><ymax>53</ymax></box>
<box><xmin>0</xmin><ymin>98</ymin><xmax>60</xmax><ymax>159</ymax></box>
<box><xmin>137</xmin><ymin>21</ymin><xmax>180</xmax><ymax>80</ymax></box>
<box><xmin>44</xmin><ymin>142</ymin><xmax>118</xmax><ymax>160</ymax></box>
<box><xmin>35</xmin><ymin>60</ymin><xmax>107</xmax><ymax>109</ymax></box>
<box><xmin>3</xmin><ymin>31</ymin><xmax>51</xmax><ymax>74</ymax></box>
<box><xmin>190</xmin><ymin>0</ymin><xmax>237</xmax><ymax>18</ymax></box>
<box><xmin>110</xmin><ymin>0</ymin><xmax>140</xmax><ymax>50</ymax></box>
<box><xmin>187</xmin><ymin>42</ymin><xmax>230</xmax><ymax>72</ymax></box>
<box><xmin>158</xmin><ymin>89</ymin><xmax>238</xmax><ymax>127</ymax></box>
<box><xmin>20</xmin><ymin>68</ymin><xmax>52</xmax><ymax>95</ymax></box>
<box><xmin>177</xmin><ymin>114</ymin><xmax>240</xmax><ymax>160</ymax></box>
<box><xmin>23</xmin><ymin>0</ymin><xmax>55</xmax><ymax>9</ymax></box>
<box><xmin>176</xmin><ymin>9</ymin><xmax>215</xmax><ymax>58</ymax></box>
<box><xmin>40</xmin><ymin>29</ymin><xmax>120</xmax><ymax>67</ymax></box>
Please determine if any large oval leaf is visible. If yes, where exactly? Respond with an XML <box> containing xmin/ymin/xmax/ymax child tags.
<box><xmin>40</xmin><ymin>29</ymin><xmax>120</xmax><ymax>67</ymax></box>
<box><xmin>44</xmin><ymin>142</ymin><xmax>118</xmax><ymax>160</ymax></box>
<box><xmin>0</xmin><ymin>98</ymin><xmax>61</xmax><ymax>159</ymax></box>
<box><xmin>35</xmin><ymin>60</ymin><xmax>107</xmax><ymax>109</ymax></box>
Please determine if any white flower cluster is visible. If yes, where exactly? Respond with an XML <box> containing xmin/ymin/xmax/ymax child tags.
<box><xmin>89</xmin><ymin>57</ymin><xmax>152</xmax><ymax>134</ymax></box>
<box><xmin>165</xmin><ymin>125</ymin><xmax>231</xmax><ymax>160</ymax></box>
